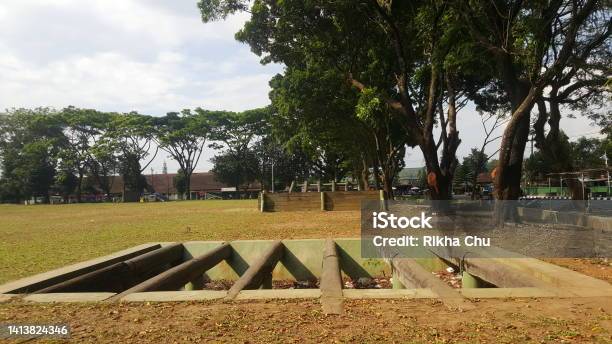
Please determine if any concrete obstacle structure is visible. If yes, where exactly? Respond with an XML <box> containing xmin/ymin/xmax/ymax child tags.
<box><xmin>1</xmin><ymin>239</ymin><xmax>611</xmax><ymax>315</ymax></box>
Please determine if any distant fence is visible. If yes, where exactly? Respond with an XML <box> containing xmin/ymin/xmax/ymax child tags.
<box><xmin>259</xmin><ymin>191</ymin><xmax>381</xmax><ymax>212</ymax></box>
<box><xmin>524</xmin><ymin>186</ymin><xmax>611</xmax><ymax>197</ymax></box>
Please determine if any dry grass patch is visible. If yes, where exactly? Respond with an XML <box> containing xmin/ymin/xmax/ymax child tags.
<box><xmin>0</xmin><ymin>201</ymin><xmax>360</xmax><ymax>284</ymax></box>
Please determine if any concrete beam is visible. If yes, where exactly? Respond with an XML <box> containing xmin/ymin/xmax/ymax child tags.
<box><xmin>121</xmin><ymin>290</ymin><xmax>226</xmax><ymax>302</ymax></box>
<box><xmin>226</xmin><ymin>241</ymin><xmax>284</xmax><ymax>300</ymax></box>
<box><xmin>35</xmin><ymin>243</ymin><xmax>185</xmax><ymax>293</ymax></box>
<box><xmin>343</xmin><ymin>289</ymin><xmax>436</xmax><ymax>299</ymax></box>
<box><xmin>460</xmin><ymin>287</ymin><xmax>558</xmax><ymax>299</ymax></box>
<box><xmin>489</xmin><ymin>257</ymin><xmax>612</xmax><ymax>292</ymax></box>
<box><xmin>0</xmin><ymin>294</ymin><xmax>16</xmax><ymax>302</ymax></box>
<box><xmin>390</xmin><ymin>258</ymin><xmax>475</xmax><ymax>311</ymax></box>
<box><xmin>0</xmin><ymin>243</ymin><xmax>163</xmax><ymax>294</ymax></box>
<box><xmin>236</xmin><ymin>289</ymin><xmax>320</xmax><ymax>300</ymax></box>
<box><xmin>24</xmin><ymin>292</ymin><xmax>115</xmax><ymax>303</ymax></box>
<box><xmin>320</xmin><ymin>240</ymin><xmax>344</xmax><ymax>314</ymax></box>
<box><xmin>429</xmin><ymin>247</ymin><xmax>550</xmax><ymax>289</ymax></box>
<box><xmin>110</xmin><ymin>243</ymin><xmax>231</xmax><ymax>301</ymax></box>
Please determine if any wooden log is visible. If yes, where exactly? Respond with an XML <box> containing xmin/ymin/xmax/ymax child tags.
<box><xmin>225</xmin><ymin>241</ymin><xmax>284</xmax><ymax>300</ymax></box>
<box><xmin>320</xmin><ymin>240</ymin><xmax>344</xmax><ymax>314</ymax></box>
<box><xmin>109</xmin><ymin>243</ymin><xmax>231</xmax><ymax>301</ymax></box>
<box><xmin>391</xmin><ymin>258</ymin><xmax>475</xmax><ymax>311</ymax></box>
<box><xmin>35</xmin><ymin>243</ymin><xmax>185</xmax><ymax>293</ymax></box>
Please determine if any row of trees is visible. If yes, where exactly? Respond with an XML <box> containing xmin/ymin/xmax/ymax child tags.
<box><xmin>0</xmin><ymin>105</ymin><xmax>363</xmax><ymax>203</ymax></box>
<box><xmin>199</xmin><ymin>0</ymin><xmax>611</xmax><ymax>201</ymax></box>
<box><xmin>0</xmin><ymin>107</ymin><xmax>173</xmax><ymax>203</ymax></box>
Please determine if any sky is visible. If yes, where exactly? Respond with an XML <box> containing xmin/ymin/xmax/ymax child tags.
<box><xmin>0</xmin><ymin>1</ymin><xmax>602</xmax><ymax>173</ymax></box>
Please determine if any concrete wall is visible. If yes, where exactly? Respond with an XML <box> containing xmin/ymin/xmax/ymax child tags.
<box><xmin>183</xmin><ymin>239</ymin><xmax>389</xmax><ymax>281</ymax></box>
<box><xmin>517</xmin><ymin>207</ymin><xmax>612</xmax><ymax>230</ymax></box>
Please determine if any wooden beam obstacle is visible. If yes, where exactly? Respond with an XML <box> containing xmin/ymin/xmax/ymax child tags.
<box><xmin>260</xmin><ymin>190</ymin><xmax>381</xmax><ymax>212</ymax></box>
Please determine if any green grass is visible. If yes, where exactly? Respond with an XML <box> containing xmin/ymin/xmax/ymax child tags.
<box><xmin>0</xmin><ymin>200</ymin><xmax>360</xmax><ymax>284</ymax></box>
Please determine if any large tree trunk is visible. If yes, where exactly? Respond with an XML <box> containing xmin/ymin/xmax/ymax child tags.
<box><xmin>417</xmin><ymin>72</ymin><xmax>460</xmax><ymax>201</ymax></box>
<box><xmin>372</xmin><ymin>159</ymin><xmax>381</xmax><ymax>190</ymax></box>
<box><xmin>470</xmin><ymin>154</ymin><xmax>486</xmax><ymax>200</ymax></box>
<box><xmin>421</xmin><ymin>139</ymin><xmax>453</xmax><ymax>200</ymax></box>
<box><xmin>381</xmin><ymin>169</ymin><xmax>394</xmax><ymax>199</ymax></box>
<box><xmin>534</xmin><ymin>97</ymin><xmax>586</xmax><ymax>204</ymax></box>
<box><xmin>497</xmin><ymin>113</ymin><xmax>531</xmax><ymax>200</ymax></box>
<box><xmin>493</xmin><ymin>54</ymin><xmax>540</xmax><ymax>201</ymax></box>
<box><xmin>185</xmin><ymin>173</ymin><xmax>192</xmax><ymax>200</ymax></box>
<box><xmin>360</xmin><ymin>158</ymin><xmax>370</xmax><ymax>191</ymax></box>
<box><xmin>492</xmin><ymin>82</ymin><xmax>538</xmax><ymax>224</ymax></box>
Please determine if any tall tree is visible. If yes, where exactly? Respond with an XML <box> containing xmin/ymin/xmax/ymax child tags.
<box><xmin>173</xmin><ymin>169</ymin><xmax>189</xmax><ymax>199</ymax></box>
<box><xmin>211</xmin><ymin>150</ymin><xmax>260</xmax><ymax>190</ymax></box>
<box><xmin>457</xmin><ymin>0</ymin><xmax>611</xmax><ymax>203</ymax></box>
<box><xmin>105</xmin><ymin>112</ymin><xmax>158</xmax><ymax>199</ymax></box>
<box><xmin>268</xmin><ymin>67</ymin><xmax>376</xmax><ymax>190</ymax></box>
<box><xmin>199</xmin><ymin>0</ymin><xmax>487</xmax><ymax>199</ymax></box>
<box><xmin>155</xmin><ymin>110</ymin><xmax>209</xmax><ymax>199</ymax></box>
<box><xmin>0</xmin><ymin>108</ymin><xmax>65</xmax><ymax>203</ymax></box>
<box><xmin>59</xmin><ymin>107</ymin><xmax>109</xmax><ymax>202</ymax></box>
<box><xmin>88</xmin><ymin>136</ymin><xmax>119</xmax><ymax>199</ymax></box>
<box><xmin>206</xmin><ymin>107</ymin><xmax>269</xmax><ymax>190</ymax></box>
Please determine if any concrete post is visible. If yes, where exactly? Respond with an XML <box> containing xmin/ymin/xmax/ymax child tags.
<box><xmin>392</xmin><ymin>269</ymin><xmax>405</xmax><ymax>289</ymax></box>
<box><xmin>379</xmin><ymin>189</ymin><xmax>387</xmax><ymax>211</ymax></box>
<box><xmin>321</xmin><ymin>192</ymin><xmax>326</xmax><ymax>211</ymax></box>
<box><xmin>185</xmin><ymin>275</ymin><xmax>205</xmax><ymax>290</ymax></box>
<box><xmin>259</xmin><ymin>273</ymin><xmax>273</xmax><ymax>289</ymax></box>
<box><xmin>462</xmin><ymin>271</ymin><xmax>481</xmax><ymax>288</ymax></box>
<box><xmin>260</xmin><ymin>191</ymin><xmax>266</xmax><ymax>212</ymax></box>
<box><xmin>320</xmin><ymin>240</ymin><xmax>344</xmax><ymax>314</ymax></box>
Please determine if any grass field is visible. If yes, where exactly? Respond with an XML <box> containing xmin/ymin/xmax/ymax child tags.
<box><xmin>0</xmin><ymin>200</ymin><xmax>360</xmax><ymax>284</ymax></box>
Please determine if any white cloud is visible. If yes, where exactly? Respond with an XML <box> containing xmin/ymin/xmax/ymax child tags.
<box><xmin>5</xmin><ymin>1</ymin><xmax>595</xmax><ymax>174</ymax></box>
<box><xmin>0</xmin><ymin>1</ymin><xmax>280</xmax><ymax>116</ymax></box>
<box><xmin>1</xmin><ymin>51</ymin><xmax>180</xmax><ymax>111</ymax></box>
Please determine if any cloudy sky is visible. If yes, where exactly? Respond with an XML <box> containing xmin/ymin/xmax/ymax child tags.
<box><xmin>0</xmin><ymin>1</ymin><xmax>601</xmax><ymax>173</ymax></box>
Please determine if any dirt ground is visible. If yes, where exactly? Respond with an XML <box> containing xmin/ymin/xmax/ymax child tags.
<box><xmin>1</xmin><ymin>297</ymin><xmax>611</xmax><ymax>343</ymax></box>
